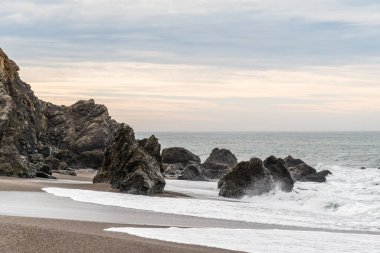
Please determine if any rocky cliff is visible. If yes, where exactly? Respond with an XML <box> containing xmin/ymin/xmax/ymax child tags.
<box><xmin>0</xmin><ymin>48</ymin><xmax>119</xmax><ymax>177</ymax></box>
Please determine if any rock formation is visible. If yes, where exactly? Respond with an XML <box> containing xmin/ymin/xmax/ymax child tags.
<box><xmin>161</xmin><ymin>147</ymin><xmax>202</xmax><ymax>180</ymax></box>
<box><xmin>0</xmin><ymin>48</ymin><xmax>118</xmax><ymax>177</ymax></box>
<box><xmin>93</xmin><ymin>124</ymin><xmax>165</xmax><ymax>195</ymax></box>
<box><xmin>263</xmin><ymin>156</ymin><xmax>294</xmax><ymax>192</ymax></box>
<box><xmin>202</xmin><ymin>148</ymin><xmax>238</xmax><ymax>179</ymax></box>
<box><xmin>283</xmin><ymin>155</ymin><xmax>331</xmax><ymax>183</ymax></box>
<box><xmin>218</xmin><ymin>158</ymin><xmax>274</xmax><ymax>198</ymax></box>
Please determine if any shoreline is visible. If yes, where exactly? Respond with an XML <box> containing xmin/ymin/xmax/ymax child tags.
<box><xmin>0</xmin><ymin>215</ymin><xmax>236</xmax><ymax>253</ymax></box>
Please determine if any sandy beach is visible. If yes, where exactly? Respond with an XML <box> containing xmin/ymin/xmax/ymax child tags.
<box><xmin>0</xmin><ymin>173</ymin><xmax>239</xmax><ymax>253</ymax></box>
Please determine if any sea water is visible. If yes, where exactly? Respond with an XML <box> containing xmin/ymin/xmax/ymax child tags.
<box><xmin>44</xmin><ymin>132</ymin><xmax>380</xmax><ymax>252</ymax></box>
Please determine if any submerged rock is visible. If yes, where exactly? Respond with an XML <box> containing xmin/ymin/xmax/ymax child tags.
<box><xmin>94</xmin><ymin>124</ymin><xmax>165</xmax><ymax>195</ymax></box>
<box><xmin>218</xmin><ymin>158</ymin><xmax>274</xmax><ymax>198</ymax></box>
<box><xmin>300</xmin><ymin>170</ymin><xmax>332</xmax><ymax>183</ymax></box>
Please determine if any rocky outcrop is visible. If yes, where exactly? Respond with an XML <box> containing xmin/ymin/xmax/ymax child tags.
<box><xmin>161</xmin><ymin>147</ymin><xmax>202</xmax><ymax>180</ymax></box>
<box><xmin>283</xmin><ymin>156</ymin><xmax>317</xmax><ymax>181</ymax></box>
<box><xmin>263</xmin><ymin>156</ymin><xmax>294</xmax><ymax>192</ymax></box>
<box><xmin>202</xmin><ymin>148</ymin><xmax>238</xmax><ymax>179</ymax></box>
<box><xmin>161</xmin><ymin>147</ymin><xmax>201</xmax><ymax>165</ymax></box>
<box><xmin>178</xmin><ymin>162</ymin><xmax>206</xmax><ymax>181</ymax></box>
<box><xmin>283</xmin><ymin>156</ymin><xmax>332</xmax><ymax>183</ymax></box>
<box><xmin>300</xmin><ymin>170</ymin><xmax>332</xmax><ymax>183</ymax></box>
<box><xmin>218</xmin><ymin>158</ymin><xmax>274</xmax><ymax>198</ymax></box>
<box><xmin>93</xmin><ymin>124</ymin><xmax>165</xmax><ymax>195</ymax></box>
<box><xmin>0</xmin><ymin>49</ymin><xmax>119</xmax><ymax>177</ymax></box>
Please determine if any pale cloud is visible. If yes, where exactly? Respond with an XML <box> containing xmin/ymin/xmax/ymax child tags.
<box><xmin>17</xmin><ymin>61</ymin><xmax>380</xmax><ymax>130</ymax></box>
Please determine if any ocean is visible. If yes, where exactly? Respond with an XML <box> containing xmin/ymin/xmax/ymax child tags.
<box><xmin>43</xmin><ymin>132</ymin><xmax>380</xmax><ymax>252</ymax></box>
<box><xmin>137</xmin><ymin>131</ymin><xmax>380</xmax><ymax>168</ymax></box>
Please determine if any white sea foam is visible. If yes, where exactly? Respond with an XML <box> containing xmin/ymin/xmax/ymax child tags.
<box><xmin>105</xmin><ymin>227</ymin><xmax>380</xmax><ymax>253</ymax></box>
<box><xmin>43</xmin><ymin>165</ymin><xmax>380</xmax><ymax>232</ymax></box>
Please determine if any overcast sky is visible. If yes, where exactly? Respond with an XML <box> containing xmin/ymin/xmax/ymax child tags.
<box><xmin>1</xmin><ymin>0</ymin><xmax>380</xmax><ymax>131</ymax></box>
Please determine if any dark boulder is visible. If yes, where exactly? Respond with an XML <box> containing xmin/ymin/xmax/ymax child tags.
<box><xmin>36</xmin><ymin>171</ymin><xmax>56</xmax><ymax>179</ymax></box>
<box><xmin>202</xmin><ymin>162</ymin><xmax>232</xmax><ymax>180</ymax></box>
<box><xmin>94</xmin><ymin>124</ymin><xmax>165</xmax><ymax>195</ymax></box>
<box><xmin>263</xmin><ymin>156</ymin><xmax>294</xmax><ymax>192</ymax></box>
<box><xmin>45</xmin><ymin>156</ymin><xmax>60</xmax><ymax>171</ymax></box>
<box><xmin>161</xmin><ymin>147</ymin><xmax>201</xmax><ymax>165</ymax></box>
<box><xmin>178</xmin><ymin>163</ymin><xmax>206</xmax><ymax>181</ymax></box>
<box><xmin>202</xmin><ymin>148</ymin><xmax>238</xmax><ymax>180</ymax></box>
<box><xmin>283</xmin><ymin>155</ymin><xmax>317</xmax><ymax>181</ymax></box>
<box><xmin>219</xmin><ymin>158</ymin><xmax>274</xmax><ymax>198</ymax></box>
<box><xmin>300</xmin><ymin>170</ymin><xmax>332</xmax><ymax>183</ymax></box>
<box><xmin>204</xmin><ymin>148</ymin><xmax>238</xmax><ymax>168</ymax></box>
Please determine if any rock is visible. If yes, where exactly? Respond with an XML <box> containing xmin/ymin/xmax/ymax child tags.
<box><xmin>283</xmin><ymin>155</ymin><xmax>317</xmax><ymax>181</ymax></box>
<box><xmin>38</xmin><ymin>146</ymin><xmax>57</xmax><ymax>158</ymax></box>
<box><xmin>76</xmin><ymin>150</ymin><xmax>105</xmax><ymax>169</ymax></box>
<box><xmin>202</xmin><ymin>148</ymin><xmax>237</xmax><ymax>180</ymax></box>
<box><xmin>300</xmin><ymin>170</ymin><xmax>332</xmax><ymax>183</ymax></box>
<box><xmin>0</xmin><ymin>49</ymin><xmax>120</xmax><ymax>177</ymax></box>
<box><xmin>218</xmin><ymin>158</ymin><xmax>274</xmax><ymax>198</ymax></box>
<box><xmin>57</xmin><ymin>169</ymin><xmax>77</xmax><ymax>176</ymax></box>
<box><xmin>29</xmin><ymin>154</ymin><xmax>45</xmax><ymax>164</ymax></box>
<box><xmin>162</xmin><ymin>163</ymin><xmax>184</xmax><ymax>179</ymax></box>
<box><xmin>202</xmin><ymin>162</ymin><xmax>232</xmax><ymax>180</ymax></box>
<box><xmin>59</xmin><ymin>162</ymin><xmax>69</xmax><ymax>170</ymax></box>
<box><xmin>45</xmin><ymin>156</ymin><xmax>60</xmax><ymax>171</ymax></box>
<box><xmin>360</xmin><ymin>167</ymin><xmax>366</xmax><ymax>170</ymax></box>
<box><xmin>204</xmin><ymin>148</ymin><xmax>238</xmax><ymax>168</ymax></box>
<box><xmin>263</xmin><ymin>156</ymin><xmax>294</xmax><ymax>192</ymax></box>
<box><xmin>36</xmin><ymin>171</ymin><xmax>56</xmax><ymax>179</ymax></box>
<box><xmin>39</xmin><ymin>164</ymin><xmax>52</xmax><ymax>175</ymax></box>
<box><xmin>178</xmin><ymin>163</ymin><xmax>206</xmax><ymax>181</ymax></box>
<box><xmin>161</xmin><ymin>147</ymin><xmax>201</xmax><ymax>165</ymax></box>
<box><xmin>93</xmin><ymin>124</ymin><xmax>165</xmax><ymax>195</ymax></box>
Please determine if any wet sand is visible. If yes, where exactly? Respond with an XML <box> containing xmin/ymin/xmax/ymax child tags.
<box><xmin>0</xmin><ymin>172</ymin><xmax>240</xmax><ymax>252</ymax></box>
<box><xmin>0</xmin><ymin>216</ymin><xmax>237</xmax><ymax>253</ymax></box>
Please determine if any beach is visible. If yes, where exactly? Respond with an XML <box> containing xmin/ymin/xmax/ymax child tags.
<box><xmin>0</xmin><ymin>172</ymin><xmax>239</xmax><ymax>253</ymax></box>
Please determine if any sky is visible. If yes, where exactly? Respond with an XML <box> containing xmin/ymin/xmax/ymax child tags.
<box><xmin>1</xmin><ymin>0</ymin><xmax>380</xmax><ymax>131</ymax></box>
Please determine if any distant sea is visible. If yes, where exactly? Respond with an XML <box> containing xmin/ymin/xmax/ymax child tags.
<box><xmin>136</xmin><ymin>132</ymin><xmax>380</xmax><ymax>168</ymax></box>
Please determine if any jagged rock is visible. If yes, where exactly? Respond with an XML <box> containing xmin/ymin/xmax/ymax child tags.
<box><xmin>0</xmin><ymin>49</ymin><xmax>120</xmax><ymax>177</ymax></box>
<box><xmin>178</xmin><ymin>162</ymin><xmax>206</xmax><ymax>181</ymax></box>
<box><xmin>45</xmin><ymin>156</ymin><xmax>60</xmax><ymax>171</ymax></box>
<box><xmin>76</xmin><ymin>150</ymin><xmax>105</xmax><ymax>169</ymax></box>
<box><xmin>283</xmin><ymin>155</ymin><xmax>317</xmax><ymax>181</ymax></box>
<box><xmin>202</xmin><ymin>162</ymin><xmax>232</xmax><ymax>180</ymax></box>
<box><xmin>161</xmin><ymin>147</ymin><xmax>201</xmax><ymax>165</ymax></box>
<box><xmin>202</xmin><ymin>148</ymin><xmax>237</xmax><ymax>180</ymax></box>
<box><xmin>204</xmin><ymin>148</ymin><xmax>238</xmax><ymax>167</ymax></box>
<box><xmin>263</xmin><ymin>156</ymin><xmax>294</xmax><ymax>192</ymax></box>
<box><xmin>300</xmin><ymin>170</ymin><xmax>332</xmax><ymax>183</ymax></box>
<box><xmin>218</xmin><ymin>158</ymin><xmax>274</xmax><ymax>198</ymax></box>
<box><xmin>93</xmin><ymin>124</ymin><xmax>165</xmax><ymax>195</ymax></box>
<box><xmin>162</xmin><ymin>163</ymin><xmax>184</xmax><ymax>179</ymax></box>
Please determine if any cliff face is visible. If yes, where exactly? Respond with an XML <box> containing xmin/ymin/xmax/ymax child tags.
<box><xmin>0</xmin><ymin>49</ymin><xmax>119</xmax><ymax>177</ymax></box>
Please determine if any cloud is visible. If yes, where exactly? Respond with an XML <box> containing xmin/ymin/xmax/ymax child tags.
<box><xmin>1</xmin><ymin>0</ymin><xmax>379</xmax><ymax>130</ymax></box>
